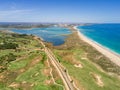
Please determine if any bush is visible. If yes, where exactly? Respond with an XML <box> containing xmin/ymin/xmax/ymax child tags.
<box><xmin>0</xmin><ymin>53</ymin><xmax>16</xmax><ymax>72</ymax></box>
<box><xmin>0</xmin><ymin>42</ymin><xmax>18</xmax><ymax>49</ymax></box>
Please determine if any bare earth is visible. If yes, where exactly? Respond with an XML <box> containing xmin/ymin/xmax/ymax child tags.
<box><xmin>73</xmin><ymin>26</ymin><xmax>120</xmax><ymax>66</ymax></box>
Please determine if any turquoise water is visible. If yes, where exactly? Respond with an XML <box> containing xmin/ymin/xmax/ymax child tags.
<box><xmin>12</xmin><ymin>27</ymin><xmax>71</xmax><ymax>46</ymax></box>
<box><xmin>78</xmin><ymin>24</ymin><xmax>120</xmax><ymax>54</ymax></box>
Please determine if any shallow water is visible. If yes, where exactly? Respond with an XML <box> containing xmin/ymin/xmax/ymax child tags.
<box><xmin>11</xmin><ymin>27</ymin><xmax>71</xmax><ymax>46</ymax></box>
<box><xmin>78</xmin><ymin>24</ymin><xmax>120</xmax><ymax>54</ymax></box>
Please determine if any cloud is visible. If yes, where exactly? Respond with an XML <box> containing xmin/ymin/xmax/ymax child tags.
<box><xmin>0</xmin><ymin>9</ymin><xmax>33</xmax><ymax>21</ymax></box>
<box><xmin>0</xmin><ymin>9</ymin><xmax>32</xmax><ymax>16</ymax></box>
<box><xmin>0</xmin><ymin>1</ymin><xmax>32</xmax><ymax>17</ymax></box>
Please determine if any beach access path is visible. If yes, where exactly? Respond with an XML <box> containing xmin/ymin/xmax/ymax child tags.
<box><xmin>73</xmin><ymin>26</ymin><xmax>120</xmax><ymax>67</ymax></box>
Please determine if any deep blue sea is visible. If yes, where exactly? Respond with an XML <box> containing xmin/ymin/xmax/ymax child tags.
<box><xmin>11</xmin><ymin>27</ymin><xmax>71</xmax><ymax>46</ymax></box>
<box><xmin>78</xmin><ymin>24</ymin><xmax>120</xmax><ymax>54</ymax></box>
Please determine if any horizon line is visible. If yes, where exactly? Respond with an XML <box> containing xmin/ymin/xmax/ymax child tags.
<box><xmin>0</xmin><ymin>22</ymin><xmax>120</xmax><ymax>24</ymax></box>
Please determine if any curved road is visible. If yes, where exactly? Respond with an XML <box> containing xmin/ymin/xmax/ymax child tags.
<box><xmin>35</xmin><ymin>37</ymin><xmax>76</xmax><ymax>90</ymax></box>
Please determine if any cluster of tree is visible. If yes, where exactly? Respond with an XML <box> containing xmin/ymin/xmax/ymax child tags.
<box><xmin>12</xmin><ymin>33</ymin><xmax>28</xmax><ymax>38</ymax></box>
<box><xmin>11</xmin><ymin>33</ymin><xmax>34</xmax><ymax>40</ymax></box>
<box><xmin>0</xmin><ymin>53</ymin><xmax>16</xmax><ymax>72</ymax></box>
<box><xmin>0</xmin><ymin>42</ymin><xmax>18</xmax><ymax>49</ymax></box>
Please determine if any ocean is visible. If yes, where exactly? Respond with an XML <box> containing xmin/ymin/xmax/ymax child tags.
<box><xmin>78</xmin><ymin>24</ymin><xmax>120</xmax><ymax>54</ymax></box>
<box><xmin>11</xmin><ymin>27</ymin><xmax>71</xmax><ymax>46</ymax></box>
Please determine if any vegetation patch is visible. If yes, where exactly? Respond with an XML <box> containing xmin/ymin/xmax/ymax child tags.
<box><xmin>52</xmin><ymin>31</ymin><xmax>120</xmax><ymax>90</ymax></box>
<box><xmin>54</xmin><ymin>49</ymin><xmax>120</xmax><ymax>90</ymax></box>
<box><xmin>0</xmin><ymin>32</ymin><xmax>63</xmax><ymax>90</ymax></box>
<box><xmin>54</xmin><ymin>32</ymin><xmax>120</xmax><ymax>75</ymax></box>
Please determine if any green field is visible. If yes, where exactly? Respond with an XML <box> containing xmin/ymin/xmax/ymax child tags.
<box><xmin>52</xmin><ymin>31</ymin><xmax>120</xmax><ymax>90</ymax></box>
<box><xmin>54</xmin><ymin>49</ymin><xmax>120</xmax><ymax>90</ymax></box>
<box><xmin>1</xmin><ymin>29</ymin><xmax>120</xmax><ymax>90</ymax></box>
<box><xmin>0</xmin><ymin>32</ymin><xmax>63</xmax><ymax>90</ymax></box>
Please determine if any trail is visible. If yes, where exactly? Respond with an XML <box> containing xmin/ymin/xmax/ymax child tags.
<box><xmin>35</xmin><ymin>36</ymin><xmax>78</xmax><ymax>90</ymax></box>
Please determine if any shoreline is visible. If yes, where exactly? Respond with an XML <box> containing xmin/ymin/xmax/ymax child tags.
<box><xmin>73</xmin><ymin>26</ymin><xmax>120</xmax><ymax>66</ymax></box>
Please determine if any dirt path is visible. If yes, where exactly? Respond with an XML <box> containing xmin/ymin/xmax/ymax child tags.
<box><xmin>34</xmin><ymin>36</ymin><xmax>78</xmax><ymax>90</ymax></box>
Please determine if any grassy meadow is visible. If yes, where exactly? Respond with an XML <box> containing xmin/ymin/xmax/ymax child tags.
<box><xmin>53</xmin><ymin>31</ymin><xmax>120</xmax><ymax>90</ymax></box>
<box><xmin>0</xmin><ymin>31</ymin><xmax>63</xmax><ymax>90</ymax></box>
<box><xmin>54</xmin><ymin>49</ymin><xmax>120</xmax><ymax>90</ymax></box>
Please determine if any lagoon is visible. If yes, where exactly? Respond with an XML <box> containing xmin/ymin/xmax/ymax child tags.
<box><xmin>12</xmin><ymin>26</ymin><xmax>71</xmax><ymax>46</ymax></box>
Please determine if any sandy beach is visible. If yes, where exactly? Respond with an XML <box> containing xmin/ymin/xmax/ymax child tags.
<box><xmin>73</xmin><ymin>26</ymin><xmax>120</xmax><ymax>66</ymax></box>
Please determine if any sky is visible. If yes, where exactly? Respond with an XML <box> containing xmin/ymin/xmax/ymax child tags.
<box><xmin>0</xmin><ymin>0</ymin><xmax>120</xmax><ymax>23</ymax></box>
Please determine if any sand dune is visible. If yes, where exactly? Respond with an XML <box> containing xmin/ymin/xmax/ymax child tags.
<box><xmin>74</xmin><ymin>26</ymin><xmax>120</xmax><ymax>66</ymax></box>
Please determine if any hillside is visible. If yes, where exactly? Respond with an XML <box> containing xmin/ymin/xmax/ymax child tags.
<box><xmin>0</xmin><ymin>31</ymin><xmax>64</xmax><ymax>90</ymax></box>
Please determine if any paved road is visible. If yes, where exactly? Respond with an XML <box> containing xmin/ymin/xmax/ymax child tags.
<box><xmin>46</xmin><ymin>48</ymin><xmax>75</xmax><ymax>90</ymax></box>
<box><xmin>37</xmin><ymin>38</ymin><xmax>75</xmax><ymax>90</ymax></box>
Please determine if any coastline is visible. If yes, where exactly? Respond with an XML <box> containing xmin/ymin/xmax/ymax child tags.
<box><xmin>73</xmin><ymin>26</ymin><xmax>120</xmax><ymax>66</ymax></box>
